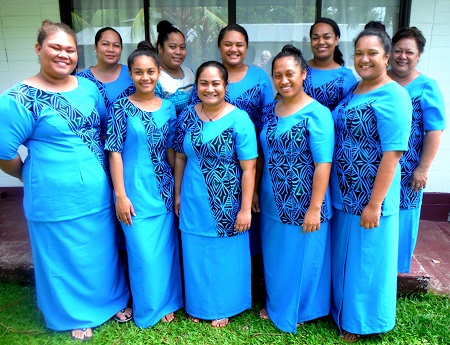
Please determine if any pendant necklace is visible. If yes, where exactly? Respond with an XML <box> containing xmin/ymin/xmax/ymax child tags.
<box><xmin>202</xmin><ymin>102</ymin><xmax>227</xmax><ymax>122</ymax></box>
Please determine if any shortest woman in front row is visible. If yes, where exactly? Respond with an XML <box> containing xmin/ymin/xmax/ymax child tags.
<box><xmin>106</xmin><ymin>41</ymin><xmax>183</xmax><ymax>328</ymax></box>
<box><xmin>255</xmin><ymin>45</ymin><xmax>334</xmax><ymax>333</ymax></box>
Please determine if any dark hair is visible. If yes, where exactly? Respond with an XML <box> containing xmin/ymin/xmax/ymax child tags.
<box><xmin>217</xmin><ymin>24</ymin><xmax>249</xmax><ymax>47</ymax></box>
<box><xmin>156</xmin><ymin>20</ymin><xmax>185</xmax><ymax>53</ymax></box>
<box><xmin>271</xmin><ymin>44</ymin><xmax>307</xmax><ymax>75</ymax></box>
<box><xmin>195</xmin><ymin>61</ymin><xmax>228</xmax><ymax>87</ymax></box>
<box><xmin>94</xmin><ymin>27</ymin><xmax>122</xmax><ymax>47</ymax></box>
<box><xmin>354</xmin><ymin>28</ymin><xmax>392</xmax><ymax>55</ymax></box>
<box><xmin>364</xmin><ymin>21</ymin><xmax>386</xmax><ymax>32</ymax></box>
<box><xmin>309</xmin><ymin>17</ymin><xmax>344</xmax><ymax>66</ymax></box>
<box><xmin>37</xmin><ymin>19</ymin><xmax>77</xmax><ymax>46</ymax></box>
<box><xmin>392</xmin><ymin>27</ymin><xmax>426</xmax><ymax>54</ymax></box>
<box><xmin>127</xmin><ymin>41</ymin><xmax>160</xmax><ymax>70</ymax></box>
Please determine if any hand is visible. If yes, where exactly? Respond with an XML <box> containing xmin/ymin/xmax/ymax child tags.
<box><xmin>234</xmin><ymin>209</ymin><xmax>251</xmax><ymax>233</ymax></box>
<box><xmin>174</xmin><ymin>194</ymin><xmax>181</xmax><ymax>217</ymax></box>
<box><xmin>251</xmin><ymin>193</ymin><xmax>260</xmax><ymax>213</ymax></box>
<box><xmin>360</xmin><ymin>203</ymin><xmax>381</xmax><ymax>229</ymax></box>
<box><xmin>115</xmin><ymin>196</ymin><xmax>136</xmax><ymax>226</ymax></box>
<box><xmin>301</xmin><ymin>207</ymin><xmax>321</xmax><ymax>234</ymax></box>
<box><xmin>409</xmin><ymin>166</ymin><xmax>428</xmax><ymax>191</ymax></box>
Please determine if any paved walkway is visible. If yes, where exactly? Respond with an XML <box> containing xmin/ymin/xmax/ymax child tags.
<box><xmin>0</xmin><ymin>194</ymin><xmax>449</xmax><ymax>294</ymax></box>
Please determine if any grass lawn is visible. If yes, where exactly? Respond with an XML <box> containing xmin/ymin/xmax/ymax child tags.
<box><xmin>0</xmin><ymin>282</ymin><xmax>449</xmax><ymax>344</ymax></box>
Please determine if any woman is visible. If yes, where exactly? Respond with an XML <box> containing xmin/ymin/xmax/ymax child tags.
<box><xmin>388</xmin><ymin>27</ymin><xmax>446</xmax><ymax>273</ymax></box>
<box><xmin>305</xmin><ymin>18</ymin><xmax>357</xmax><ymax>111</ymax></box>
<box><xmin>330</xmin><ymin>28</ymin><xmax>412</xmax><ymax>342</ymax></box>
<box><xmin>174</xmin><ymin>61</ymin><xmax>257</xmax><ymax>328</ymax></box>
<box><xmin>77</xmin><ymin>27</ymin><xmax>134</xmax><ymax>112</ymax></box>
<box><xmin>155</xmin><ymin>20</ymin><xmax>195</xmax><ymax>116</ymax></box>
<box><xmin>256</xmin><ymin>45</ymin><xmax>334</xmax><ymax>333</ymax></box>
<box><xmin>0</xmin><ymin>20</ymin><xmax>130</xmax><ymax>341</ymax></box>
<box><xmin>106</xmin><ymin>41</ymin><xmax>183</xmax><ymax>328</ymax></box>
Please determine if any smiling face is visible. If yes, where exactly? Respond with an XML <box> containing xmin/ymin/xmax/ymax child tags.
<box><xmin>129</xmin><ymin>55</ymin><xmax>160</xmax><ymax>95</ymax></box>
<box><xmin>272</xmin><ymin>56</ymin><xmax>306</xmax><ymax>100</ymax></box>
<box><xmin>219</xmin><ymin>30</ymin><xmax>247</xmax><ymax>68</ymax></box>
<box><xmin>196</xmin><ymin>67</ymin><xmax>227</xmax><ymax>107</ymax></box>
<box><xmin>390</xmin><ymin>37</ymin><xmax>421</xmax><ymax>78</ymax></box>
<box><xmin>36</xmin><ymin>31</ymin><xmax>77</xmax><ymax>79</ymax></box>
<box><xmin>95</xmin><ymin>29</ymin><xmax>122</xmax><ymax>66</ymax></box>
<box><xmin>158</xmin><ymin>32</ymin><xmax>186</xmax><ymax>70</ymax></box>
<box><xmin>310</xmin><ymin>23</ymin><xmax>339</xmax><ymax>61</ymax></box>
<box><xmin>354</xmin><ymin>35</ymin><xmax>389</xmax><ymax>82</ymax></box>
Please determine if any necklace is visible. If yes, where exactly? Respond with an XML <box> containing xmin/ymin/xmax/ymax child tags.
<box><xmin>202</xmin><ymin>103</ymin><xmax>227</xmax><ymax>122</ymax></box>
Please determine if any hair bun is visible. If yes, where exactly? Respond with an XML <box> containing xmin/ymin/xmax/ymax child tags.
<box><xmin>137</xmin><ymin>40</ymin><xmax>156</xmax><ymax>52</ymax></box>
<box><xmin>157</xmin><ymin>20</ymin><xmax>174</xmax><ymax>34</ymax></box>
<box><xmin>281</xmin><ymin>44</ymin><xmax>303</xmax><ymax>57</ymax></box>
<box><xmin>364</xmin><ymin>21</ymin><xmax>386</xmax><ymax>33</ymax></box>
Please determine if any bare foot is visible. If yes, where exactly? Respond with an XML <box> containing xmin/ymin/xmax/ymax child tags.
<box><xmin>189</xmin><ymin>315</ymin><xmax>199</xmax><ymax>323</ymax></box>
<box><xmin>161</xmin><ymin>312</ymin><xmax>175</xmax><ymax>323</ymax></box>
<box><xmin>71</xmin><ymin>328</ymin><xmax>92</xmax><ymax>341</ymax></box>
<box><xmin>211</xmin><ymin>318</ymin><xmax>229</xmax><ymax>328</ymax></box>
<box><xmin>341</xmin><ymin>330</ymin><xmax>361</xmax><ymax>343</ymax></box>
<box><xmin>259</xmin><ymin>307</ymin><xmax>269</xmax><ymax>320</ymax></box>
<box><xmin>114</xmin><ymin>307</ymin><xmax>133</xmax><ymax>323</ymax></box>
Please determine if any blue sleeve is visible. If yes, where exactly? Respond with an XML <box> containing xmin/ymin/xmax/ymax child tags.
<box><xmin>105</xmin><ymin>100</ymin><xmax>127</xmax><ymax>153</ymax></box>
<box><xmin>234</xmin><ymin>109</ymin><xmax>258</xmax><ymax>160</ymax></box>
<box><xmin>155</xmin><ymin>81</ymin><xmax>164</xmax><ymax>99</ymax></box>
<box><xmin>375</xmin><ymin>85</ymin><xmax>412</xmax><ymax>152</ymax></box>
<box><xmin>342</xmin><ymin>69</ymin><xmax>358</xmax><ymax>98</ymax></box>
<box><xmin>259</xmin><ymin>69</ymin><xmax>274</xmax><ymax>107</ymax></box>
<box><xmin>166</xmin><ymin>102</ymin><xmax>177</xmax><ymax>149</ymax></box>
<box><xmin>421</xmin><ymin>80</ymin><xmax>446</xmax><ymax>131</ymax></box>
<box><xmin>0</xmin><ymin>93</ymin><xmax>36</xmax><ymax>160</ymax></box>
<box><xmin>308</xmin><ymin>103</ymin><xmax>334</xmax><ymax>163</ymax></box>
<box><xmin>173</xmin><ymin>108</ymin><xmax>189</xmax><ymax>154</ymax></box>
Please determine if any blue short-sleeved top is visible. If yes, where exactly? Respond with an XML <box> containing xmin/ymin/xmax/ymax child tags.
<box><xmin>331</xmin><ymin>82</ymin><xmax>412</xmax><ymax>216</ymax></box>
<box><xmin>174</xmin><ymin>105</ymin><xmax>258</xmax><ymax>238</ymax></box>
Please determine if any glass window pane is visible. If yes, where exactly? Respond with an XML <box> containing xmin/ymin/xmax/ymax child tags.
<box><xmin>73</xmin><ymin>0</ymin><xmax>143</xmax><ymax>71</ymax></box>
<box><xmin>150</xmin><ymin>1</ymin><xmax>228</xmax><ymax>69</ymax></box>
<box><xmin>237</xmin><ymin>0</ymin><xmax>316</xmax><ymax>66</ymax></box>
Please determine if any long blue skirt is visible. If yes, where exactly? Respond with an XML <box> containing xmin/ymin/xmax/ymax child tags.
<box><xmin>123</xmin><ymin>212</ymin><xmax>183</xmax><ymax>328</ymax></box>
<box><xmin>181</xmin><ymin>231</ymin><xmax>251</xmax><ymax>320</ymax></box>
<box><xmin>398</xmin><ymin>207</ymin><xmax>421</xmax><ymax>273</ymax></box>
<box><xmin>28</xmin><ymin>206</ymin><xmax>129</xmax><ymax>331</ymax></box>
<box><xmin>331</xmin><ymin>208</ymin><xmax>398</xmax><ymax>335</ymax></box>
<box><xmin>261</xmin><ymin>214</ymin><xmax>330</xmax><ymax>333</ymax></box>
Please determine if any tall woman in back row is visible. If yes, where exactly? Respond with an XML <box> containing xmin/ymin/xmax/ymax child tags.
<box><xmin>387</xmin><ymin>27</ymin><xmax>446</xmax><ymax>273</ymax></box>
<box><xmin>256</xmin><ymin>45</ymin><xmax>334</xmax><ymax>333</ymax></box>
<box><xmin>330</xmin><ymin>27</ymin><xmax>412</xmax><ymax>342</ymax></box>
<box><xmin>305</xmin><ymin>18</ymin><xmax>356</xmax><ymax>111</ymax></box>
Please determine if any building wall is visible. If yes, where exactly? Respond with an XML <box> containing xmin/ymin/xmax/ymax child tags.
<box><xmin>0</xmin><ymin>0</ymin><xmax>449</xmax><ymax>192</ymax></box>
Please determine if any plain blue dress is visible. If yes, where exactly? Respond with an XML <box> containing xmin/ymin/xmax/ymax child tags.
<box><xmin>330</xmin><ymin>82</ymin><xmax>412</xmax><ymax>335</ymax></box>
<box><xmin>77</xmin><ymin>64</ymin><xmax>134</xmax><ymax>112</ymax></box>
<box><xmin>304</xmin><ymin>65</ymin><xmax>357</xmax><ymax>112</ymax></box>
<box><xmin>259</xmin><ymin>100</ymin><xmax>334</xmax><ymax>333</ymax></box>
<box><xmin>398</xmin><ymin>74</ymin><xmax>446</xmax><ymax>273</ymax></box>
<box><xmin>0</xmin><ymin>77</ymin><xmax>129</xmax><ymax>331</ymax></box>
<box><xmin>174</xmin><ymin>105</ymin><xmax>257</xmax><ymax>320</ymax></box>
<box><xmin>105</xmin><ymin>98</ymin><xmax>183</xmax><ymax>328</ymax></box>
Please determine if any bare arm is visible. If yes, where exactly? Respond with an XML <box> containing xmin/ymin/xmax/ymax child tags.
<box><xmin>0</xmin><ymin>155</ymin><xmax>23</xmax><ymax>181</ymax></box>
<box><xmin>360</xmin><ymin>151</ymin><xmax>404</xmax><ymax>229</ymax></box>
<box><xmin>166</xmin><ymin>148</ymin><xmax>175</xmax><ymax>170</ymax></box>
<box><xmin>302</xmin><ymin>162</ymin><xmax>332</xmax><ymax>233</ymax></box>
<box><xmin>235</xmin><ymin>158</ymin><xmax>257</xmax><ymax>232</ymax></box>
<box><xmin>410</xmin><ymin>130</ymin><xmax>443</xmax><ymax>191</ymax></box>
<box><xmin>109</xmin><ymin>151</ymin><xmax>135</xmax><ymax>226</ymax></box>
<box><xmin>174</xmin><ymin>152</ymin><xmax>187</xmax><ymax>217</ymax></box>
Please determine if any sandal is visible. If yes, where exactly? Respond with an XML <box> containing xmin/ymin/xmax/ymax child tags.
<box><xmin>259</xmin><ymin>307</ymin><xmax>269</xmax><ymax>320</ymax></box>
<box><xmin>341</xmin><ymin>330</ymin><xmax>361</xmax><ymax>343</ymax></box>
<box><xmin>161</xmin><ymin>312</ymin><xmax>175</xmax><ymax>323</ymax></box>
<box><xmin>113</xmin><ymin>307</ymin><xmax>133</xmax><ymax>323</ymax></box>
<box><xmin>71</xmin><ymin>328</ymin><xmax>92</xmax><ymax>341</ymax></box>
<box><xmin>211</xmin><ymin>318</ymin><xmax>229</xmax><ymax>328</ymax></box>
<box><xmin>188</xmin><ymin>315</ymin><xmax>200</xmax><ymax>323</ymax></box>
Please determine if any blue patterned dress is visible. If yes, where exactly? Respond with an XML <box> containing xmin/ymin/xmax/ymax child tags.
<box><xmin>304</xmin><ymin>65</ymin><xmax>357</xmax><ymax>112</ymax></box>
<box><xmin>155</xmin><ymin>66</ymin><xmax>195</xmax><ymax>116</ymax></box>
<box><xmin>330</xmin><ymin>82</ymin><xmax>412</xmax><ymax>335</ymax></box>
<box><xmin>397</xmin><ymin>74</ymin><xmax>446</xmax><ymax>273</ymax></box>
<box><xmin>259</xmin><ymin>100</ymin><xmax>334</xmax><ymax>333</ymax></box>
<box><xmin>174</xmin><ymin>105</ymin><xmax>257</xmax><ymax>320</ymax></box>
<box><xmin>0</xmin><ymin>77</ymin><xmax>129</xmax><ymax>331</ymax></box>
<box><xmin>105</xmin><ymin>98</ymin><xmax>183</xmax><ymax>328</ymax></box>
<box><xmin>77</xmin><ymin>64</ymin><xmax>134</xmax><ymax>112</ymax></box>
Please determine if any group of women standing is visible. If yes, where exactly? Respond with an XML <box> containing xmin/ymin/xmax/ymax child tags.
<box><xmin>0</xmin><ymin>16</ymin><xmax>445</xmax><ymax>343</ymax></box>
